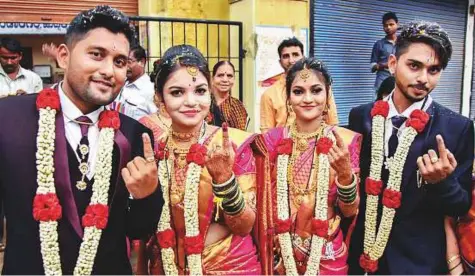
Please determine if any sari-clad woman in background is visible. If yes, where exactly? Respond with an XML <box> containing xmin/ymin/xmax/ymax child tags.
<box><xmin>255</xmin><ymin>57</ymin><xmax>361</xmax><ymax>275</ymax></box>
<box><xmin>137</xmin><ymin>45</ymin><xmax>260</xmax><ymax>275</ymax></box>
<box><xmin>207</xmin><ymin>61</ymin><xmax>249</xmax><ymax>130</ymax></box>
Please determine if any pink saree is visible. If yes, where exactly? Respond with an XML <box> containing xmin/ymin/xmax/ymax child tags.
<box><xmin>254</xmin><ymin>126</ymin><xmax>361</xmax><ymax>275</ymax></box>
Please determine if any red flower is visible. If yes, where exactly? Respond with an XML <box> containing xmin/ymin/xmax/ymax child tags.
<box><xmin>98</xmin><ymin>110</ymin><xmax>121</xmax><ymax>130</ymax></box>
<box><xmin>406</xmin><ymin>109</ymin><xmax>429</xmax><ymax>133</ymax></box>
<box><xmin>277</xmin><ymin>139</ymin><xmax>293</xmax><ymax>155</ymax></box>
<box><xmin>36</xmin><ymin>88</ymin><xmax>60</xmax><ymax>111</ymax></box>
<box><xmin>311</xmin><ymin>218</ymin><xmax>329</xmax><ymax>238</ymax></box>
<box><xmin>275</xmin><ymin>218</ymin><xmax>292</xmax><ymax>234</ymax></box>
<box><xmin>33</xmin><ymin>193</ymin><xmax>62</xmax><ymax>221</ymax></box>
<box><xmin>82</xmin><ymin>204</ymin><xmax>109</xmax><ymax>229</ymax></box>
<box><xmin>316</xmin><ymin>137</ymin><xmax>333</xmax><ymax>155</ymax></box>
<box><xmin>382</xmin><ymin>189</ymin><xmax>402</xmax><ymax>209</ymax></box>
<box><xmin>186</xmin><ymin>143</ymin><xmax>207</xmax><ymax>166</ymax></box>
<box><xmin>370</xmin><ymin>100</ymin><xmax>389</xmax><ymax>118</ymax></box>
<box><xmin>156</xmin><ymin>229</ymin><xmax>176</xmax><ymax>248</ymax></box>
<box><xmin>184</xmin><ymin>235</ymin><xmax>204</xmax><ymax>255</ymax></box>
<box><xmin>359</xmin><ymin>253</ymin><xmax>378</xmax><ymax>273</ymax></box>
<box><xmin>155</xmin><ymin>141</ymin><xmax>169</xmax><ymax>160</ymax></box>
<box><xmin>365</xmin><ymin>178</ymin><xmax>383</xmax><ymax>196</ymax></box>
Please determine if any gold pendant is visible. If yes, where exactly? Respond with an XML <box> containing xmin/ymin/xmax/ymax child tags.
<box><xmin>170</xmin><ymin>193</ymin><xmax>182</xmax><ymax>205</ymax></box>
<box><xmin>296</xmin><ymin>138</ymin><xmax>308</xmax><ymax>152</ymax></box>
<box><xmin>76</xmin><ymin>180</ymin><xmax>87</xmax><ymax>191</ymax></box>
<box><xmin>295</xmin><ymin>195</ymin><xmax>304</xmax><ymax>206</ymax></box>
<box><xmin>176</xmin><ymin>155</ymin><xmax>187</xmax><ymax>169</ymax></box>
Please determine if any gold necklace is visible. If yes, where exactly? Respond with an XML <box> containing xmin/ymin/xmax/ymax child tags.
<box><xmin>168</xmin><ymin>138</ymin><xmax>193</xmax><ymax>169</ymax></box>
<box><xmin>171</xmin><ymin>129</ymin><xmax>199</xmax><ymax>142</ymax></box>
<box><xmin>290</xmin><ymin>122</ymin><xmax>322</xmax><ymax>152</ymax></box>
<box><xmin>287</xmin><ymin>124</ymin><xmax>325</xmax><ymax>206</ymax></box>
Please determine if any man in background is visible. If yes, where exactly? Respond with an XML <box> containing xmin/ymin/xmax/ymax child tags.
<box><xmin>0</xmin><ymin>37</ymin><xmax>42</xmax><ymax>97</ymax></box>
<box><xmin>111</xmin><ymin>45</ymin><xmax>157</xmax><ymax>120</ymax></box>
<box><xmin>259</xmin><ymin>37</ymin><xmax>338</xmax><ymax>133</ymax></box>
<box><xmin>370</xmin><ymin>12</ymin><xmax>398</xmax><ymax>94</ymax></box>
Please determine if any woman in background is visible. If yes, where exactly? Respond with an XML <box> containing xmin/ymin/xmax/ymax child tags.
<box><xmin>208</xmin><ymin>61</ymin><xmax>249</xmax><ymax>130</ymax></box>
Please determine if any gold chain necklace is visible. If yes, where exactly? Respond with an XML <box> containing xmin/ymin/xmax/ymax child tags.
<box><xmin>287</xmin><ymin>123</ymin><xmax>325</xmax><ymax>206</ymax></box>
<box><xmin>290</xmin><ymin>122</ymin><xmax>322</xmax><ymax>152</ymax></box>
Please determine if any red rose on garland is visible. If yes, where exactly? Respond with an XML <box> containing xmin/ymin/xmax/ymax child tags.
<box><xmin>186</xmin><ymin>143</ymin><xmax>207</xmax><ymax>166</ymax></box>
<box><xmin>365</xmin><ymin>178</ymin><xmax>383</xmax><ymax>196</ymax></box>
<box><xmin>360</xmin><ymin>253</ymin><xmax>378</xmax><ymax>273</ymax></box>
<box><xmin>371</xmin><ymin>100</ymin><xmax>389</xmax><ymax>118</ymax></box>
<box><xmin>82</xmin><ymin>204</ymin><xmax>109</xmax><ymax>229</ymax></box>
<box><xmin>156</xmin><ymin>229</ymin><xmax>176</xmax><ymax>248</ymax></box>
<box><xmin>406</xmin><ymin>109</ymin><xmax>429</xmax><ymax>133</ymax></box>
<box><xmin>316</xmin><ymin>137</ymin><xmax>333</xmax><ymax>155</ymax></box>
<box><xmin>184</xmin><ymin>235</ymin><xmax>204</xmax><ymax>255</ymax></box>
<box><xmin>33</xmin><ymin>193</ymin><xmax>62</xmax><ymax>221</ymax></box>
<box><xmin>277</xmin><ymin>138</ymin><xmax>293</xmax><ymax>155</ymax></box>
<box><xmin>382</xmin><ymin>189</ymin><xmax>402</xmax><ymax>209</ymax></box>
<box><xmin>98</xmin><ymin>110</ymin><xmax>121</xmax><ymax>130</ymax></box>
<box><xmin>155</xmin><ymin>141</ymin><xmax>169</xmax><ymax>160</ymax></box>
<box><xmin>275</xmin><ymin>218</ymin><xmax>292</xmax><ymax>234</ymax></box>
<box><xmin>36</xmin><ymin>88</ymin><xmax>60</xmax><ymax>111</ymax></box>
<box><xmin>311</xmin><ymin>218</ymin><xmax>329</xmax><ymax>238</ymax></box>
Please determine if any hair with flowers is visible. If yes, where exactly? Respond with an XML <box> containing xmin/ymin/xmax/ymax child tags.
<box><xmin>153</xmin><ymin>44</ymin><xmax>210</xmax><ymax>100</ymax></box>
<box><xmin>65</xmin><ymin>5</ymin><xmax>136</xmax><ymax>47</ymax></box>
<box><xmin>396</xmin><ymin>21</ymin><xmax>452</xmax><ymax>69</ymax></box>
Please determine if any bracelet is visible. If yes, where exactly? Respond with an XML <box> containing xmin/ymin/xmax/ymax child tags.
<box><xmin>335</xmin><ymin>173</ymin><xmax>357</xmax><ymax>190</ymax></box>
<box><xmin>223</xmin><ymin>198</ymin><xmax>246</xmax><ymax>215</ymax></box>
<box><xmin>339</xmin><ymin>193</ymin><xmax>358</xmax><ymax>204</ymax></box>
<box><xmin>223</xmin><ymin>190</ymin><xmax>244</xmax><ymax>209</ymax></box>
<box><xmin>447</xmin><ymin>254</ymin><xmax>461</xmax><ymax>265</ymax></box>
<box><xmin>449</xmin><ymin>262</ymin><xmax>462</xmax><ymax>272</ymax></box>
<box><xmin>214</xmin><ymin>182</ymin><xmax>239</xmax><ymax>198</ymax></box>
<box><xmin>212</xmin><ymin>173</ymin><xmax>236</xmax><ymax>191</ymax></box>
<box><xmin>337</xmin><ymin>185</ymin><xmax>357</xmax><ymax>196</ymax></box>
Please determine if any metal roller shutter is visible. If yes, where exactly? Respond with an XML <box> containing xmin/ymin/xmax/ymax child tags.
<box><xmin>0</xmin><ymin>0</ymin><xmax>138</xmax><ymax>23</ymax></box>
<box><xmin>311</xmin><ymin>0</ymin><xmax>467</xmax><ymax>125</ymax></box>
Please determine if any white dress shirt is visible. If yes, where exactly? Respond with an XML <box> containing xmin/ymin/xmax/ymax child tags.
<box><xmin>59</xmin><ymin>84</ymin><xmax>103</xmax><ymax>179</ymax></box>
<box><xmin>384</xmin><ymin>91</ymin><xmax>432</xmax><ymax>157</ymax></box>
<box><xmin>0</xmin><ymin>66</ymin><xmax>43</xmax><ymax>97</ymax></box>
<box><xmin>111</xmin><ymin>73</ymin><xmax>157</xmax><ymax>120</ymax></box>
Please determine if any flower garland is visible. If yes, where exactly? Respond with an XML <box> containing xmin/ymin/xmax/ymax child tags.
<box><xmin>360</xmin><ymin>100</ymin><xmax>429</xmax><ymax>273</ymax></box>
<box><xmin>155</xmin><ymin>139</ymin><xmax>208</xmax><ymax>275</ymax></box>
<box><xmin>33</xmin><ymin>88</ymin><xmax>120</xmax><ymax>275</ymax></box>
<box><xmin>274</xmin><ymin>128</ymin><xmax>335</xmax><ymax>275</ymax></box>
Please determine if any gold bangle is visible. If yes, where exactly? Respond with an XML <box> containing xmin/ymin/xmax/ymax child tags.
<box><xmin>447</xmin><ymin>254</ymin><xmax>461</xmax><ymax>265</ymax></box>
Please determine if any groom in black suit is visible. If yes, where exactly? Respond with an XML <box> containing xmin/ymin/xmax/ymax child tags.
<box><xmin>0</xmin><ymin>6</ymin><xmax>162</xmax><ymax>274</ymax></box>
<box><xmin>348</xmin><ymin>22</ymin><xmax>473</xmax><ymax>274</ymax></box>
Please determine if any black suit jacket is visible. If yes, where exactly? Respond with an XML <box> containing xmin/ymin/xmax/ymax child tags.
<box><xmin>0</xmin><ymin>94</ymin><xmax>162</xmax><ymax>274</ymax></box>
<box><xmin>348</xmin><ymin>101</ymin><xmax>474</xmax><ymax>274</ymax></box>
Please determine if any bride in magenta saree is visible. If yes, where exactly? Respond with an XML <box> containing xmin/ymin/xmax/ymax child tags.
<box><xmin>252</xmin><ymin>57</ymin><xmax>361</xmax><ymax>275</ymax></box>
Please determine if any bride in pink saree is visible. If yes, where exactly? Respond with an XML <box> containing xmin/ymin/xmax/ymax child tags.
<box><xmin>253</xmin><ymin>57</ymin><xmax>361</xmax><ymax>275</ymax></box>
<box><xmin>134</xmin><ymin>45</ymin><xmax>260</xmax><ymax>275</ymax></box>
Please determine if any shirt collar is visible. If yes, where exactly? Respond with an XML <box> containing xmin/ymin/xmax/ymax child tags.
<box><xmin>126</xmin><ymin>73</ymin><xmax>149</xmax><ymax>90</ymax></box>
<box><xmin>385</xmin><ymin>90</ymin><xmax>432</xmax><ymax>118</ymax></box>
<box><xmin>0</xmin><ymin>65</ymin><xmax>25</xmax><ymax>79</ymax></box>
<box><xmin>58</xmin><ymin>82</ymin><xmax>104</xmax><ymax>124</ymax></box>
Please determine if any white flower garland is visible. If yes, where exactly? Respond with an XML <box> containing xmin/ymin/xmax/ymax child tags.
<box><xmin>363</xmin><ymin>108</ymin><xmax>422</xmax><ymax>267</ymax></box>
<box><xmin>156</xmin><ymin>156</ymin><xmax>203</xmax><ymax>275</ymax></box>
<box><xmin>276</xmin><ymin>131</ymin><xmax>334</xmax><ymax>275</ymax></box>
<box><xmin>35</xmin><ymin>107</ymin><xmax>116</xmax><ymax>276</ymax></box>
<box><xmin>365</xmin><ymin>127</ymin><xmax>418</xmax><ymax>260</ymax></box>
